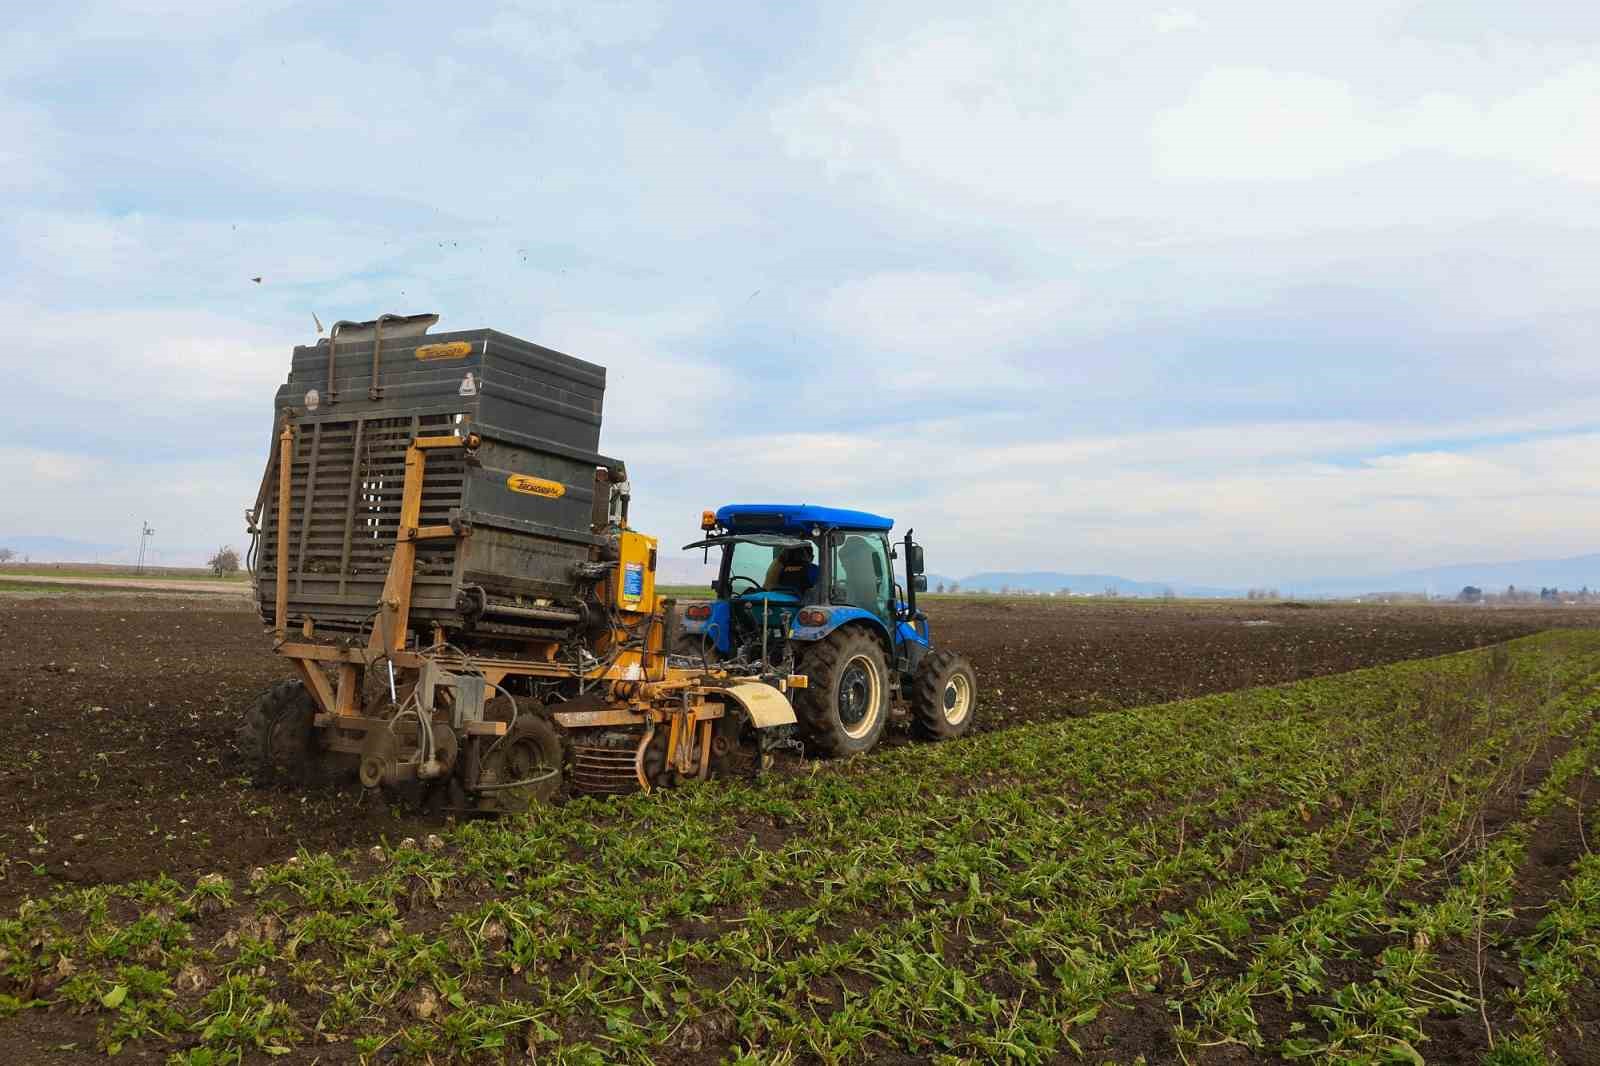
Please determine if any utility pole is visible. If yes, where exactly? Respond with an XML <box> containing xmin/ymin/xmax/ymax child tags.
<box><xmin>137</xmin><ymin>521</ymin><xmax>155</xmax><ymax>575</ymax></box>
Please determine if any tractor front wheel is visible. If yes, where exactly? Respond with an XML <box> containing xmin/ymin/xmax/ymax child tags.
<box><xmin>910</xmin><ymin>651</ymin><xmax>978</xmax><ymax>740</ymax></box>
<box><xmin>795</xmin><ymin>628</ymin><xmax>890</xmax><ymax>756</ymax></box>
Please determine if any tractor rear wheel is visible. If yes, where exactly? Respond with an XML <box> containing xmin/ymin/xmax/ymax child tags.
<box><xmin>241</xmin><ymin>678</ymin><xmax>340</xmax><ymax>784</ymax></box>
<box><xmin>910</xmin><ymin>651</ymin><xmax>978</xmax><ymax>740</ymax></box>
<box><xmin>795</xmin><ymin>628</ymin><xmax>890</xmax><ymax>756</ymax></box>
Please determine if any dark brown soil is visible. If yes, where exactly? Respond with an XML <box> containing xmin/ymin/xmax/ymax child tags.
<box><xmin>1</xmin><ymin>590</ymin><xmax>1597</xmax><ymax>1064</ymax></box>
<box><xmin>0</xmin><ymin>594</ymin><xmax>414</xmax><ymax>912</ymax></box>
<box><xmin>2</xmin><ymin>592</ymin><xmax>1596</xmax><ymax>915</ymax></box>
<box><xmin>936</xmin><ymin>596</ymin><xmax>1600</xmax><ymax>730</ymax></box>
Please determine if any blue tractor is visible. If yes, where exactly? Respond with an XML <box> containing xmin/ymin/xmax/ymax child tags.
<box><xmin>678</xmin><ymin>504</ymin><xmax>977</xmax><ymax>756</ymax></box>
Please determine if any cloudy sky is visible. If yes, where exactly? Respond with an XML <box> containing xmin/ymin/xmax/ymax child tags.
<box><xmin>3</xmin><ymin>1</ymin><xmax>1599</xmax><ymax>585</ymax></box>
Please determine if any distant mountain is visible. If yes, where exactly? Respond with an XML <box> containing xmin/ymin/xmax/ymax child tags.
<box><xmin>0</xmin><ymin>535</ymin><xmax>124</xmax><ymax>563</ymax></box>
<box><xmin>1287</xmin><ymin>554</ymin><xmax>1600</xmax><ymax>598</ymax></box>
<box><xmin>657</xmin><ymin>555</ymin><xmax>716</xmax><ymax>589</ymax></box>
<box><xmin>0</xmin><ymin>535</ymin><xmax>220</xmax><ymax>568</ymax></box>
<box><xmin>940</xmin><ymin>554</ymin><xmax>1600</xmax><ymax>600</ymax></box>
<box><xmin>15</xmin><ymin>530</ymin><xmax>1596</xmax><ymax>602</ymax></box>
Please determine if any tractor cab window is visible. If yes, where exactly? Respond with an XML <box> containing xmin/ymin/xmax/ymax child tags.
<box><xmin>717</xmin><ymin>538</ymin><xmax>818</xmax><ymax>598</ymax></box>
<box><xmin>832</xmin><ymin>533</ymin><xmax>890</xmax><ymax>618</ymax></box>
<box><xmin>724</xmin><ymin>541</ymin><xmax>779</xmax><ymax>595</ymax></box>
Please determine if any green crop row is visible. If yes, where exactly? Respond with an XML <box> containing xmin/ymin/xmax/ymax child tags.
<box><xmin>2</xmin><ymin>631</ymin><xmax>1598</xmax><ymax>1064</ymax></box>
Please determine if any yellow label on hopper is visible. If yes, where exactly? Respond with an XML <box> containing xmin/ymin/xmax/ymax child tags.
<box><xmin>416</xmin><ymin>341</ymin><xmax>473</xmax><ymax>361</ymax></box>
<box><xmin>507</xmin><ymin>474</ymin><xmax>566</xmax><ymax>498</ymax></box>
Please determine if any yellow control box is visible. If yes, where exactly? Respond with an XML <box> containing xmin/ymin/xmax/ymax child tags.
<box><xmin>615</xmin><ymin>529</ymin><xmax>657</xmax><ymax>613</ymax></box>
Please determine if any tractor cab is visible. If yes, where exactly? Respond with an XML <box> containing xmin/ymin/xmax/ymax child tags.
<box><xmin>681</xmin><ymin>504</ymin><xmax>917</xmax><ymax>660</ymax></box>
<box><xmin>680</xmin><ymin>504</ymin><xmax>974</xmax><ymax>756</ymax></box>
<box><xmin>697</xmin><ymin>531</ymin><xmax>817</xmax><ymax>653</ymax></box>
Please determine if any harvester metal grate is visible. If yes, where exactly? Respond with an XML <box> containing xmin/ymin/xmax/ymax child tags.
<box><xmin>258</xmin><ymin>413</ymin><xmax>466</xmax><ymax>633</ymax></box>
<box><xmin>569</xmin><ymin>741</ymin><xmax>644</xmax><ymax>794</ymax></box>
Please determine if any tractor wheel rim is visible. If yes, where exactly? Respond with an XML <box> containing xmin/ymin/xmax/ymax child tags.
<box><xmin>942</xmin><ymin>672</ymin><xmax>972</xmax><ymax>725</ymax></box>
<box><xmin>838</xmin><ymin>654</ymin><xmax>881</xmax><ymax>738</ymax></box>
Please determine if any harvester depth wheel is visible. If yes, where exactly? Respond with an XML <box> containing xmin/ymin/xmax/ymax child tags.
<box><xmin>477</xmin><ymin>716</ymin><xmax>564</xmax><ymax>813</ymax></box>
<box><xmin>242</xmin><ymin>679</ymin><xmax>326</xmax><ymax>784</ymax></box>
<box><xmin>910</xmin><ymin>651</ymin><xmax>978</xmax><ymax>740</ymax></box>
<box><xmin>709</xmin><ymin>709</ymin><xmax>762</xmax><ymax>781</ymax></box>
<box><xmin>637</xmin><ymin>725</ymin><xmax>670</xmax><ymax>789</ymax></box>
<box><xmin>795</xmin><ymin>627</ymin><xmax>889</xmax><ymax>756</ymax></box>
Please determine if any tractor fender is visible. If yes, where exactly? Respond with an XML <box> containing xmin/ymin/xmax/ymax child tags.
<box><xmin>895</xmin><ymin>618</ymin><xmax>930</xmax><ymax>650</ymax></box>
<box><xmin>718</xmin><ymin>681</ymin><xmax>798</xmax><ymax>728</ymax></box>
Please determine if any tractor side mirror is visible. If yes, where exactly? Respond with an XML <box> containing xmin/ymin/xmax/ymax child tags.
<box><xmin>913</xmin><ymin>575</ymin><xmax>928</xmax><ymax>593</ymax></box>
<box><xmin>908</xmin><ymin>544</ymin><xmax>925</xmax><ymax>576</ymax></box>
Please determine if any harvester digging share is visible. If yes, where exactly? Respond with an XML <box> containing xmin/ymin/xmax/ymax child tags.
<box><xmin>241</xmin><ymin>313</ymin><xmax>976</xmax><ymax>811</ymax></box>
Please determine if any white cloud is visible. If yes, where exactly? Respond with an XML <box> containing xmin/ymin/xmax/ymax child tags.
<box><xmin>1154</xmin><ymin>9</ymin><xmax>1200</xmax><ymax>34</ymax></box>
<box><xmin>536</xmin><ymin>307</ymin><xmax>731</xmax><ymax>442</ymax></box>
<box><xmin>1153</xmin><ymin>64</ymin><xmax>1600</xmax><ymax>183</ymax></box>
<box><xmin>0</xmin><ymin>446</ymin><xmax>262</xmax><ymax>565</ymax></box>
<box><xmin>773</xmin><ymin>19</ymin><xmax>1106</xmax><ymax>212</ymax></box>
<box><xmin>7</xmin><ymin>1</ymin><xmax>1600</xmax><ymax>587</ymax></box>
<box><xmin>0</xmin><ymin>302</ymin><xmax>287</xmax><ymax>405</ymax></box>
<box><xmin>773</xmin><ymin>8</ymin><xmax>1600</xmax><ymax>242</ymax></box>
<box><xmin>818</xmin><ymin>272</ymin><xmax>1103</xmax><ymax>385</ymax></box>
<box><xmin>0</xmin><ymin>98</ymin><xmax>58</xmax><ymax>192</ymax></box>
<box><xmin>452</xmin><ymin>0</ymin><xmax>667</xmax><ymax>62</ymax></box>
<box><xmin>620</xmin><ymin>407</ymin><xmax>1600</xmax><ymax>584</ymax></box>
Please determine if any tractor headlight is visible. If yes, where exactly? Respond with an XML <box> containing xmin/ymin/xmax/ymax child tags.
<box><xmin>798</xmin><ymin>608</ymin><xmax>830</xmax><ymax>627</ymax></box>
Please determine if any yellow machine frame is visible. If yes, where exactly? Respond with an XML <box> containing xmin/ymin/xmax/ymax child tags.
<box><xmin>269</xmin><ymin>427</ymin><xmax>801</xmax><ymax>792</ymax></box>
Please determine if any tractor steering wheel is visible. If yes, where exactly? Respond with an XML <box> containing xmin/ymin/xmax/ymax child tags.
<box><xmin>729</xmin><ymin>575</ymin><xmax>763</xmax><ymax>595</ymax></box>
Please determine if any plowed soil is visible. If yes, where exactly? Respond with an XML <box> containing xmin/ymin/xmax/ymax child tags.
<box><xmin>2</xmin><ymin>591</ymin><xmax>1596</xmax><ymax>911</ymax></box>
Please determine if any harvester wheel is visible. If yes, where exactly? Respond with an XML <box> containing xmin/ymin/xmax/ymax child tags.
<box><xmin>242</xmin><ymin>679</ymin><xmax>334</xmax><ymax>785</ymax></box>
<box><xmin>910</xmin><ymin>651</ymin><xmax>978</xmax><ymax>740</ymax></box>
<box><xmin>709</xmin><ymin>709</ymin><xmax>762</xmax><ymax>781</ymax></box>
<box><xmin>477</xmin><ymin>716</ymin><xmax>564</xmax><ymax>814</ymax></box>
<box><xmin>794</xmin><ymin>627</ymin><xmax>889</xmax><ymax>756</ymax></box>
<box><xmin>672</xmin><ymin>630</ymin><xmax>721</xmax><ymax>665</ymax></box>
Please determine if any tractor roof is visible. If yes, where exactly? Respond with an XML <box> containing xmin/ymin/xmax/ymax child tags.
<box><xmin>715</xmin><ymin>503</ymin><xmax>894</xmax><ymax>533</ymax></box>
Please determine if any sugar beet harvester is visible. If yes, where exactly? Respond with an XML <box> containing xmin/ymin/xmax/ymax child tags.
<box><xmin>243</xmin><ymin>314</ymin><xmax>976</xmax><ymax>810</ymax></box>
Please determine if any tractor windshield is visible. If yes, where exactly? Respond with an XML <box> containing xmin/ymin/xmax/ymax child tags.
<box><xmin>727</xmin><ymin>540</ymin><xmax>780</xmax><ymax>590</ymax></box>
<box><xmin>680</xmin><ymin>533</ymin><xmax>817</xmax><ymax>597</ymax></box>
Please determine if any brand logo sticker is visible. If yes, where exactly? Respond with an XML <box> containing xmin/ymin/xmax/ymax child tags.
<box><xmin>416</xmin><ymin>341</ymin><xmax>473</xmax><ymax>361</ymax></box>
<box><xmin>506</xmin><ymin>474</ymin><xmax>565</xmax><ymax>499</ymax></box>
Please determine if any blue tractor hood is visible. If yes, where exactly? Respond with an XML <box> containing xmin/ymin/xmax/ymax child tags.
<box><xmin>715</xmin><ymin>503</ymin><xmax>894</xmax><ymax>534</ymax></box>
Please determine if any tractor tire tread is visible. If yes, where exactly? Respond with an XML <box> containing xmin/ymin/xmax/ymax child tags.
<box><xmin>910</xmin><ymin>650</ymin><xmax>978</xmax><ymax>740</ymax></box>
<box><xmin>241</xmin><ymin>678</ymin><xmax>318</xmax><ymax>784</ymax></box>
<box><xmin>794</xmin><ymin>626</ymin><xmax>890</xmax><ymax>757</ymax></box>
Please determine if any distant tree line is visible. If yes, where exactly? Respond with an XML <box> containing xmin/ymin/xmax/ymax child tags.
<box><xmin>1458</xmin><ymin>584</ymin><xmax>1593</xmax><ymax>604</ymax></box>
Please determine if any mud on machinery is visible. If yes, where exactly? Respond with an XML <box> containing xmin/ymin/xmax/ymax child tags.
<box><xmin>242</xmin><ymin>314</ymin><xmax>977</xmax><ymax>811</ymax></box>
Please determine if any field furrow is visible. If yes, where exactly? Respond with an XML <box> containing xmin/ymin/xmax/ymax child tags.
<box><xmin>4</xmin><ymin>629</ymin><xmax>1599</xmax><ymax>1064</ymax></box>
